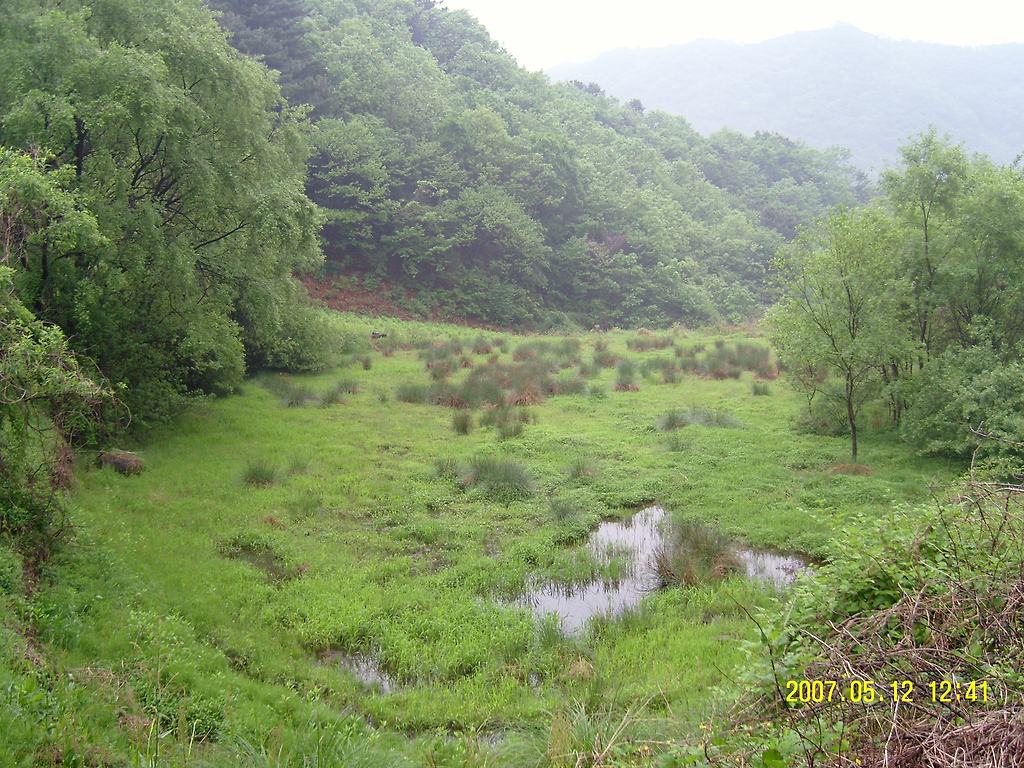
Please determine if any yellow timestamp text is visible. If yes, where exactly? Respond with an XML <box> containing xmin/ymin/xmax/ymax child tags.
<box><xmin>784</xmin><ymin>679</ymin><xmax>989</xmax><ymax>705</ymax></box>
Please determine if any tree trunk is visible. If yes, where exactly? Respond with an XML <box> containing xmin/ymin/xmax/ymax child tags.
<box><xmin>846</xmin><ymin>371</ymin><xmax>858</xmax><ymax>462</ymax></box>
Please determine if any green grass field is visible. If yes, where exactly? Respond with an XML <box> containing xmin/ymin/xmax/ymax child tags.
<box><xmin>2</xmin><ymin>314</ymin><xmax>957</xmax><ymax>767</ymax></box>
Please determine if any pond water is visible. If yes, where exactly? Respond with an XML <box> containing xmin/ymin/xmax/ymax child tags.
<box><xmin>736</xmin><ymin>548</ymin><xmax>808</xmax><ymax>589</ymax></box>
<box><xmin>515</xmin><ymin>506</ymin><xmax>665</xmax><ymax>635</ymax></box>
<box><xmin>516</xmin><ymin>506</ymin><xmax>808</xmax><ymax>635</ymax></box>
<box><xmin>321</xmin><ymin>650</ymin><xmax>397</xmax><ymax>693</ymax></box>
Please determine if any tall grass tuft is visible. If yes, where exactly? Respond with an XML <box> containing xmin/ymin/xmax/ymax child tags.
<box><xmin>653</xmin><ymin>521</ymin><xmax>742</xmax><ymax>587</ymax></box>
<box><xmin>497</xmin><ymin>421</ymin><xmax>524</xmax><ymax>440</ymax></box>
<box><xmin>659</xmin><ymin>407</ymin><xmax>742</xmax><ymax>430</ymax></box>
<box><xmin>282</xmin><ymin>383</ymin><xmax>317</xmax><ymax>407</ymax></box>
<box><xmin>243</xmin><ymin>459</ymin><xmax>278</xmax><ymax>487</ymax></box>
<box><xmin>626</xmin><ymin>335</ymin><xmax>673</xmax><ymax>351</ymax></box>
<box><xmin>567</xmin><ymin>456</ymin><xmax>596</xmax><ymax>480</ymax></box>
<box><xmin>452</xmin><ymin>411</ymin><xmax>473</xmax><ymax>435</ymax></box>
<box><xmin>614</xmin><ymin>359</ymin><xmax>639</xmax><ymax>391</ymax></box>
<box><xmin>396</xmin><ymin>383</ymin><xmax>431</xmax><ymax>403</ymax></box>
<box><xmin>665</xmin><ymin>433</ymin><xmax>690</xmax><ymax>452</ymax></box>
<box><xmin>434</xmin><ymin>457</ymin><xmax>459</xmax><ymax>480</ymax></box>
<box><xmin>459</xmin><ymin>456</ymin><xmax>535</xmax><ymax>501</ymax></box>
<box><xmin>321</xmin><ymin>382</ymin><xmax>349</xmax><ymax>406</ymax></box>
<box><xmin>334</xmin><ymin>377</ymin><xmax>359</xmax><ymax>394</ymax></box>
<box><xmin>752</xmin><ymin>381</ymin><xmax>772</xmax><ymax>396</ymax></box>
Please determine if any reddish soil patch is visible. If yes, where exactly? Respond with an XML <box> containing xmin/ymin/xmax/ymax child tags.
<box><xmin>299</xmin><ymin>272</ymin><xmax>506</xmax><ymax>330</ymax></box>
<box><xmin>300</xmin><ymin>275</ymin><xmax>416</xmax><ymax>320</ymax></box>
<box><xmin>827</xmin><ymin>463</ymin><xmax>872</xmax><ymax>476</ymax></box>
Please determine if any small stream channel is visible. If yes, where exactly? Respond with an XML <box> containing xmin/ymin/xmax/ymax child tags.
<box><xmin>516</xmin><ymin>506</ymin><xmax>808</xmax><ymax>635</ymax></box>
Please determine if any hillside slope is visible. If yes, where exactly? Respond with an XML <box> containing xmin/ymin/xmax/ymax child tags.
<box><xmin>549</xmin><ymin>25</ymin><xmax>1024</xmax><ymax>170</ymax></box>
<box><xmin>208</xmin><ymin>0</ymin><xmax>868</xmax><ymax>326</ymax></box>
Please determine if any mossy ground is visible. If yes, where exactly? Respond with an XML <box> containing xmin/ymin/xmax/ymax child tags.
<box><xmin>0</xmin><ymin>314</ymin><xmax>955</xmax><ymax>767</ymax></box>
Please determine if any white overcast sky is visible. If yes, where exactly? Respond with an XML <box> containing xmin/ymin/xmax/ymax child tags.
<box><xmin>442</xmin><ymin>0</ymin><xmax>1024</xmax><ymax>70</ymax></box>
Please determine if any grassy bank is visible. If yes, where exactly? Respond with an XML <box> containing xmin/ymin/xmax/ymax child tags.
<box><xmin>1</xmin><ymin>314</ymin><xmax>955</xmax><ymax>767</ymax></box>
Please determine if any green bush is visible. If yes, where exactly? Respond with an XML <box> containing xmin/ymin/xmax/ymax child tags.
<box><xmin>901</xmin><ymin>344</ymin><xmax>1024</xmax><ymax>460</ymax></box>
<box><xmin>0</xmin><ymin>543</ymin><xmax>22</xmax><ymax>594</ymax></box>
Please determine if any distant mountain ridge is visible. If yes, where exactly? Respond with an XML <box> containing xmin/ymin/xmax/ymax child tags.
<box><xmin>548</xmin><ymin>26</ymin><xmax>1024</xmax><ymax>170</ymax></box>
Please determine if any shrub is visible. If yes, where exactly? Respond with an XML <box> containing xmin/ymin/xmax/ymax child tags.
<box><xmin>593</xmin><ymin>350</ymin><xmax>617</xmax><ymax>368</ymax></box>
<box><xmin>480</xmin><ymin>406</ymin><xmax>533</xmax><ymax>432</ymax></box>
<box><xmin>452</xmin><ymin>412</ymin><xmax>473</xmax><ymax>435</ymax></box>
<box><xmin>588</xmin><ymin>384</ymin><xmax>608</xmax><ymax>400</ymax></box>
<box><xmin>243</xmin><ymin>459</ymin><xmax>277</xmax><ymax>486</ymax></box>
<box><xmin>456</xmin><ymin>372</ymin><xmax>505</xmax><ymax>409</ymax></box>
<box><xmin>98</xmin><ymin>450</ymin><xmax>144</xmax><ymax>475</ymax></box>
<box><xmin>0</xmin><ymin>544</ymin><xmax>23</xmax><ymax>594</ymax></box>
<box><xmin>658</xmin><ymin>411</ymin><xmax>689</xmax><ymax>431</ymax></box>
<box><xmin>359</xmin><ymin>355</ymin><xmax>373</xmax><ymax>370</ymax></box>
<box><xmin>459</xmin><ymin>457</ymin><xmax>535</xmax><ymax>501</ymax></box>
<box><xmin>901</xmin><ymin>344</ymin><xmax>1024</xmax><ymax>460</ymax></box>
<box><xmin>752</xmin><ymin>382</ymin><xmax>772</xmax><ymax>396</ymax></box>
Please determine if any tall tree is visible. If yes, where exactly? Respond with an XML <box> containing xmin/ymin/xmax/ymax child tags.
<box><xmin>0</xmin><ymin>0</ymin><xmax>328</xmax><ymax>424</ymax></box>
<box><xmin>769</xmin><ymin>207</ymin><xmax>910</xmax><ymax>461</ymax></box>
<box><xmin>882</xmin><ymin>129</ymin><xmax>968</xmax><ymax>360</ymax></box>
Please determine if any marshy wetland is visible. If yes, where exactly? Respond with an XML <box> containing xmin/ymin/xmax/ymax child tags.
<box><xmin>56</xmin><ymin>313</ymin><xmax>953</xmax><ymax>765</ymax></box>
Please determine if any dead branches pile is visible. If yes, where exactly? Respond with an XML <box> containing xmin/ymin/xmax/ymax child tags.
<box><xmin>722</xmin><ymin>480</ymin><xmax>1024</xmax><ymax>767</ymax></box>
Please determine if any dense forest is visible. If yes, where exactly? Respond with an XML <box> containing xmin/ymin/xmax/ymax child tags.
<box><xmin>550</xmin><ymin>25</ymin><xmax>1024</xmax><ymax>169</ymax></box>
<box><xmin>210</xmin><ymin>0</ymin><xmax>867</xmax><ymax>327</ymax></box>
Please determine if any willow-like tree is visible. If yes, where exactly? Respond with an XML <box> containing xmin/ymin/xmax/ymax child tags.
<box><xmin>0</xmin><ymin>0</ymin><xmax>329</xmax><ymax>424</ymax></box>
<box><xmin>769</xmin><ymin>207</ymin><xmax>911</xmax><ymax>461</ymax></box>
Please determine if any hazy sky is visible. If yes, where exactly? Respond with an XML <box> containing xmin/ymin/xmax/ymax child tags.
<box><xmin>443</xmin><ymin>0</ymin><xmax>1024</xmax><ymax>70</ymax></box>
